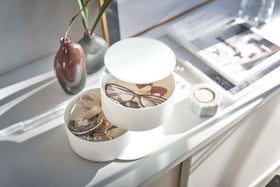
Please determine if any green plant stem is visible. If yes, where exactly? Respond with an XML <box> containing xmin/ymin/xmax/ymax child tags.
<box><xmin>90</xmin><ymin>0</ymin><xmax>114</xmax><ymax>35</ymax></box>
<box><xmin>78</xmin><ymin>0</ymin><xmax>89</xmax><ymax>32</ymax></box>
<box><xmin>64</xmin><ymin>0</ymin><xmax>91</xmax><ymax>42</ymax></box>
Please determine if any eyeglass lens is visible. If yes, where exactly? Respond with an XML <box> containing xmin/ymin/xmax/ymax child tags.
<box><xmin>105</xmin><ymin>83</ymin><xmax>167</xmax><ymax>108</ymax></box>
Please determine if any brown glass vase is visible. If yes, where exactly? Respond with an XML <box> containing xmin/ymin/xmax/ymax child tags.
<box><xmin>54</xmin><ymin>37</ymin><xmax>86</xmax><ymax>95</ymax></box>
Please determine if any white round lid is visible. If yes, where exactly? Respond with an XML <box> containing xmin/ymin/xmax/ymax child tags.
<box><xmin>104</xmin><ymin>37</ymin><xmax>176</xmax><ymax>84</ymax></box>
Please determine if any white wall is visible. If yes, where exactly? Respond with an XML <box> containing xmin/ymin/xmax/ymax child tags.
<box><xmin>0</xmin><ymin>0</ymin><xmax>103</xmax><ymax>76</ymax></box>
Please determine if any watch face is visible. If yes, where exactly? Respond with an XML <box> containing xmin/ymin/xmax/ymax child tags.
<box><xmin>68</xmin><ymin>91</ymin><xmax>126</xmax><ymax>142</ymax></box>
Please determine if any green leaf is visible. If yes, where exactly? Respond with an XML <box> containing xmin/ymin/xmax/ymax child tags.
<box><xmin>78</xmin><ymin>0</ymin><xmax>89</xmax><ymax>32</ymax></box>
<box><xmin>90</xmin><ymin>0</ymin><xmax>114</xmax><ymax>34</ymax></box>
<box><xmin>64</xmin><ymin>0</ymin><xmax>90</xmax><ymax>41</ymax></box>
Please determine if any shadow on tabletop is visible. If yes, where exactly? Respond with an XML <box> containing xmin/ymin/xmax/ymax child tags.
<box><xmin>162</xmin><ymin>99</ymin><xmax>208</xmax><ymax>135</ymax></box>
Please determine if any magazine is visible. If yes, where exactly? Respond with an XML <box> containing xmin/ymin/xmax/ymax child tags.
<box><xmin>168</xmin><ymin>18</ymin><xmax>280</xmax><ymax>100</ymax></box>
<box><xmin>168</xmin><ymin>19</ymin><xmax>280</xmax><ymax>85</ymax></box>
